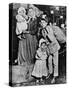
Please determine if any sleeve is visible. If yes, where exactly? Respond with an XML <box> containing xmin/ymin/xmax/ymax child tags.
<box><xmin>35</xmin><ymin>53</ymin><xmax>40</xmax><ymax>59</ymax></box>
<box><xmin>28</xmin><ymin>19</ymin><xmax>38</xmax><ymax>35</ymax></box>
<box><xmin>16</xmin><ymin>14</ymin><xmax>23</xmax><ymax>22</ymax></box>
<box><xmin>35</xmin><ymin>49</ymin><xmax>41</xmax><ymax>59</ymax></box>
<box><xmin>16</xmin><ymin>25</ymin><xmax>22</xmax><ymax>39</ymax></box>
<box><xmin>46</xmin><ymin>47</ymin><xmax>50</xmax><ymax>56</ymax></box>
<box><xmin>16</xmin><ymin>24</ymin><xmax>20</xmax><ymax>35</ymax></box>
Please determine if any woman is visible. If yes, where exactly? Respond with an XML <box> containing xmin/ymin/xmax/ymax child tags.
<box><xmin>16</xmin><ymin>7</ymin><xmax>37</xmax><ymax>66</ymax></box>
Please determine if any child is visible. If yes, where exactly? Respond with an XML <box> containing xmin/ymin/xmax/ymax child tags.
<box><xmin>32</xmin><ymin>38</ymin><xmax>48</xmax><ymax>83</ymax></box>
<box><xmin>16</xmin><ymin>7</ymin><xmax>30</xmax><ymax>39</ymax></box>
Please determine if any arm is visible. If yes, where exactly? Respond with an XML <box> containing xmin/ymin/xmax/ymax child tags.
<box><xmin>35</xmin><ymin>49</ymin><xmax>41</xmax><ymax>59</ymax></box>
<box><xmin>27</xmin><ymin>17</ymin><xmax>31</xmax><ymax>23</ymax></box>
<box><xmin>42</xmin><ymin>29</ymin><xmax>48</xmax><ymax>38</ymax></box>
<box><xmin>35</xmin><ymin>53</ymin><xmax>41</xmax><ymax>59</ymax></box>
<box><xmin>28</xmin><ymin>19</ymin><xmax>38</xmax><ymax>35</ymax></box>
<box><xmin>46</xmin><ymin>26</ymin><xmax>55</xmax><ymax>42</ymax></box>
<box><xmin>22</xmin><ymin>30</ymin><xmax>30</xmax><ymax>34</ymax></box>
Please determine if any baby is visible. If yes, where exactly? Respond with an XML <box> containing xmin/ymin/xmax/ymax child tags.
<box><xmin>16</xmin><ymin>7</ymin><xmax>30</xmax><ymax>39</ymax></box>
<box><xmin>32</xmin><ymin>38</ymin><xmax>48</xmax><ymax>84</ymax></box>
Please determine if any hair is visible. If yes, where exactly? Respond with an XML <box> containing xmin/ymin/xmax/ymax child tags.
<box><xmin>41</xmin><ymin>42</ymin><xmax>46</xmax><ymax>46</ymax></box>
<box><xmin>41</xmin><ymin>18</ymin><xmax>48</xmax><ymax>23</ymax></box>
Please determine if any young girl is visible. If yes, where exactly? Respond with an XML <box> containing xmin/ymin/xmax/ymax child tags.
<box><xmin>32</xmin><ymin>38</ymin><xmax>48</xmax><ymax>83</ymax></box>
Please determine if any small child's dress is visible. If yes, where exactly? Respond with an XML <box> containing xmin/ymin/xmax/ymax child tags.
<box><xmin>32</xmin><ymin>48</ymin><xmax>48</xmax><ymax>78</ymax></box>
<box><xmin>16</xmin><ymin>14</ymin><xmax>28</xmax><ymax>35</ymax></box>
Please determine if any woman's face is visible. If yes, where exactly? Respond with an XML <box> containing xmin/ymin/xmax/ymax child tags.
<box><xmin>28</xmin><ymin>9</ymin><xmax>36</xmax><ymax>19</ymax></box>
<box><xmin>40</xmin><ymin>20</ymin><xmax>47</xmax><ymax>28</ymax></box>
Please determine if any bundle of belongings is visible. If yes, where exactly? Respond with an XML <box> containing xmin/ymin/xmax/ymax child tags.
<box><xmin>52</xmin><ymin>25</ymin><xmax>66</xmax><ymax>43</ymax></box>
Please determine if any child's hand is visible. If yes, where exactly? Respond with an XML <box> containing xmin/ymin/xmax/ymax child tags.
<box><xmin>18</xmin><ymin>36</ymin><xmax>22</xmax><ymax>39</ymax></box>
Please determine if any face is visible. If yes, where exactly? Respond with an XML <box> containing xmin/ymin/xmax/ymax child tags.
<box><xmin>41</xmin><ymin>43</ymin><xmax>47</xmax><ymax>50</ymax></box>
<box><xmin>28</xmin><ymin>9</ymin><xmax>35</xmax><ymax>18</ymax></box>
<box><xmin>40</xmin><ymin>20</ymin><xmax>47</xmax><ymax>28</ymax></box>
<box><xmin>19</xmin><ymin>10</ymin><xmax>26</xmax><ymax>16</ymax></box>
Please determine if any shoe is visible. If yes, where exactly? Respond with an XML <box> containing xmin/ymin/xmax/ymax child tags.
<box><xmin>40</xmin><ymin>78</ymin><xmax>44</xmax><ymax>84</ymax></box>
<box><xmin>40</xmin><ymin>78</ymin><xmax>43</xmax><ymax>82</ymax></box>
<box><xmin>36</xmin><ymin>80</ymin><xmax>39</xmax><ymax>85</ymax></box>
<box><xmin>51</xmin><ymin>77</ymin><xmax>55</xmax><ymax>84</ymax></box>
<box><xmin>46</xmin><ymin>73</ymin><xmax>50</xmax><ymax>79</ymax></box>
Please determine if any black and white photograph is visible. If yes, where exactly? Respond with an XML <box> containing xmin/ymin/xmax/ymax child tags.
<box><xmin>9</xmin><ymin>3</ymin><xmax>66</xmax><ymax>87</ymax></box>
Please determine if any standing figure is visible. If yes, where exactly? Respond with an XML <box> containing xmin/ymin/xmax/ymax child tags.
<box><xmin>16</xmin><ymin>7</ymin><xmax>29</xmax><ymax>39</ymax></box>
<box><xmin>32</xmin><ymin>38</ymin><xmax>48</xmax><ymax>84</ymax></box>
<box><xmin>39</xmin><ymin>15</ymin><xmax>60</xmax><ymax>83</ymax></box>
<box><xmin>16</xmin><ymin>7</ymin><xmax>37</xmax><ymax>66</ymax></box>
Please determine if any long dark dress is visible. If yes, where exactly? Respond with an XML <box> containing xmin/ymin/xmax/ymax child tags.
<box><xmin>17</xmin><ymin>19</ymin><xmax>38</xmax><ymax>65</ymax></box>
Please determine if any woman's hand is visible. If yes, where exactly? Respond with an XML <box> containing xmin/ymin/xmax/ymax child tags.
<box><xmin>18</xmin><ymin>36</ymin><xmax>22</xmax><ymax>39</ymax></box>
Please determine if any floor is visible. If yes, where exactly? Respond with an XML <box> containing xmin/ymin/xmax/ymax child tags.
<box><xmin>10</xmin><ymin>46</ymin><xmax>66</xmax><ymax>87</ymax></box>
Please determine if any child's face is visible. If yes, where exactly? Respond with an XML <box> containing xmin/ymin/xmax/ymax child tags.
<box><xmin>19</xmin><ymin>10</ymin><xmax>26</xmax><ymax>16</ymax></box>
<box><xmin>41</xmin><ymin>43</ymin><xmax>47</xmax><ymax>50</ymax></box>
<box><xmin>40</xmin><ymin>20</ymin><xmax>47</xmax><ymax>28</ymax></box>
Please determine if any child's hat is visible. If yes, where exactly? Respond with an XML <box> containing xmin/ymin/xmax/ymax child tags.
<box><xmin>39</xmin><ymin>38</ymin><xmax>46</xmax><ymax>47</ymax></box>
